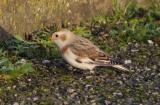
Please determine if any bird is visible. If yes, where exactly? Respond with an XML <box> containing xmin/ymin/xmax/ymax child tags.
<box><xmin>51</xmin><ymin>29</ymin><xmax>129</xmax><ymax>73</ymax></box>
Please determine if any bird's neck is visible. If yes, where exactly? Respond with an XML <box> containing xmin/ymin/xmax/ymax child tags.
<box><xmin>60</xmin><ymin>44</ymin><xmax>69</xmax><ymax>54</ymax></box>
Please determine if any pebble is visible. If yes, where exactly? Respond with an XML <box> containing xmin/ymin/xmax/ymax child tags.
<box><xmin>26</xmin><ymin>97</ymin><xmax>31</xmax><ymax>101</ymax></box>
<box><xmin>91</xmin><ymin>100</ymin><xmax>96</xmax><ymax>103</ymax></box>
<box><xmin>152</xmin><ymin>92</ymin><xmax>159</xmax><ymax>96</ymax></box>
<box><xmin>85</xmin><ymin>84</ymin><xmax>92</xmax><ymax>90</ymax></box>
<box><xmin>20</xmin><ymin>59</ymin><xmax>27</xmax><ymax>64</ymax></box>
<box><xmin>42</xmin><ymin>60</ymin><xmax>50</xmax><ymax>64</ymax></box>
<box><xmin>13</xmin><ymin>102</ymin><xmax>19</xmax><ymax>105</ymax></box>
<box><xmin>14</xmin><ymin>94</ymin><xmax>18</xmax><ymax>97</ymax></box>
<box><xmin>7</xmin><ymin>86</ymin><xmax>11</xmax><ymax>90</ymax></box>
<box><xmin>63</xmin><ymin>101</ymin><xmax>69</xmax><ymax>105</ymax></box>
<box><xmin>117</xmin><ymin>80</ymin><xmax>123</xmax><ymax>85</ymax></box>
<box><xmin>28</xmin><ymin>78</ymin><xmax>31</xmax><ymax>82</ymax></box>
<box><xmin>91</xmin><ymin>102</ymin><xmax>96</xmax><ymax>105</ymax></box>
<box><xmin>105</xmin><ymin>100</ymin><xmax>111</xmax><ymax>105</ymax></box>
<box><xmin>70</xmin><ymin>92</ymin><xmax>77</xmax><ymax>98</ymax></box>
<box><xmin>135</xmin><ymin>43</ymin><xmax>140</xmax><ymax>47</ymax></box>
<box><xmin>13</xmin><ymin>85</ymin><xmax>16</xmax><ymax>89</ymax></box>
<box><xmin>126</xmin><ymin>98</ymin><xmax>133</xmax><ymax>104</ymax></box>
<box><xmin>113</xmin><ymin>92</ymin><xmax>123</xmax><ymax>97</ymax></box>
<box><xmin>145</xmin><ymin>67</ymin><xmax>151</xmax><ymax>71</ymax></box>
<box><xmin>91</xmin><ymin>100</ymin><xmax>96</xmax><ymax>105</ymax></box>
<box><xmin>86</xmin><ymin>76</ymin><xmax>92</xmax><ymax>79</ymax></box>
<box><xmin>33</xmin><ymin>97</ymin><xmax>39</xmax><ymax>101</ymax></box>
<box><xmin>124</xmin><ymin>60</ymin><xmax>132</xmax><ymax>64</ymax></box>
<box><xmin>77</xmin><ymin>101</ymin><xmax>81</xmax><ymax>104</ymax></box>
<box><xmin>148</xmin><ymin>40</ymin><xmax>154</xmax><ymax>45</ymax></box>
<box><xmin>67</xmin><ymin>88</ymin><xmax>75</xmax><ymax>93</ymax></box>
<box><xmin>152</xmin><ymin>65</ymin><xmax>157</xmax><ymax>70</ymax></box>
<box><xmin>131</xmin><ymin>49</ymin><xmax>139</xmax><ymax>52</ymax></box>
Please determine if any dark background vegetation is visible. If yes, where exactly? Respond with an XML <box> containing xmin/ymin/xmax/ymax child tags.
<box><xmin>0</xmin><ymin>0</ymin><xmax>160</xmax><ymax>105</ymax></box>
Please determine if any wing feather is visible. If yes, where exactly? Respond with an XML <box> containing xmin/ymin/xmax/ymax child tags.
<box><xmin>67</xmin><ymin>36</ymin><xmax>129</xmax><ymax>72</ymax></box>
<box><xmin>69</xmin><ymin>36</ymin><xmax>108</xmax><ymax>61</ymax></box>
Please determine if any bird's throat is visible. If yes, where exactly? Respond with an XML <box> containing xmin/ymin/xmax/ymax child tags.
<box><xmin>60</xmin><ymin>45</ymin><xmax>69</xmax><ymax>54</ymax></box>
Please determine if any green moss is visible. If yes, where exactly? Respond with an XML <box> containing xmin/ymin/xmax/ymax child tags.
<box><xmin>0</xmin><ymin>49</ymin><xmax>34</xmax><ymax>80</ymax></box>
<box><xmin>73</xmin><ymin>26</ymin><xmax>91</xmax><ymax>38</ymax></box>
<box><xmin>57</xmin><ymin>73</ymin><xmax>75</xmax><ymax>85</ymax></box>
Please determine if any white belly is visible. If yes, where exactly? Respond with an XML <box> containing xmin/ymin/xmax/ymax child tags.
<box><xmin>63</xmin><ymin>49</ymin><xmax>96</xmax><ymax>70</ymax></box>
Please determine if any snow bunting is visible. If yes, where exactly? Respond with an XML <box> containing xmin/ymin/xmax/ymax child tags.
<box><xmin>51</xmin><ymin>29</ymin><xmax>129</xmax><ymax>72</ymax></box>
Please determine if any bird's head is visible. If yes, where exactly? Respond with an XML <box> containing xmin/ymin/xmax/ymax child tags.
<box><xmin>51</xmin><ymin>29</ymin><xmax>75</xmax><ymax>49</ymax></box>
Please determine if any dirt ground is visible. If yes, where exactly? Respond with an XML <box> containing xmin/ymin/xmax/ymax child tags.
<box><xmin>0</xmin><ymin>41</ymin><xmax>159</xmax><ymax>105</ymax></box>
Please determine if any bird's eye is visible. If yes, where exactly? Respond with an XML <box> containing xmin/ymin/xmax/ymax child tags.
<box><xmin>55</xmin><ymin>34</ymin><xmax>58</xmax><ymax>37</ymax></box>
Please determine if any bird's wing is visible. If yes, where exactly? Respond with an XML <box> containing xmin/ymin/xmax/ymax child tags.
<box><xmin>68</xmin><ymin>36</ymin><xmax>129</xmax><ymax>72</ymax></box>
<box><xmin>68</xmin><ymin>36</ymin><xmax>109</xmax><ymax>61</ymax></box>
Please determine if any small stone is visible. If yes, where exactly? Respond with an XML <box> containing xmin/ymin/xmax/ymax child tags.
<box><xmin>91</xmin><ymin>100</ymin><xmax>96</xmax><ymax>105</ymax></box>
<box><xmin>26</xmin><ymin>97</ymin><xmax>31</xmax><ymax>101</ymax></box>
<box><xmin>135</xmin><ymin>43</ymin><xmax>139</xmax><ymax>47</ymax></box>
<box><xmin>148</xmin><ymin>40</ymin><xmax>154</xmax><ymax>45</ymax></box>
<box><xmin>14</xmin><ymin>94</ymin><xmax>18</xmax><ymax>97</ymax></box>
<box><xmin>113</xmin><ymin>91</ymin><xmax>123</xmax><ymax>97</ymax></box>
<box><xmin>28</xmin><ymin>78</ymin><xmax>31</xmax><ymax>82</ymax></box>
<box><xmin>136</xmin><ymin>78</ymin><xmax>140</xmax><ymax>82</ymax></box>
<box><xmin>67</xmin><ymin>88</ymin><xmax>75</xmax><ymax>93</ymax></box>
<box><xmin>63</xmin><ymin>101</ymin><xmax>69</xmax><ymax>105</ymax></box>
<box><xmin>117</xmin><ymin>80</ymin><xmax>123</xmax><ymax>85</ymax></box>
<box><xmin>42</xmin><ymin>60</ymin><xmax>50</xmax><ymax>64</ymax></box>
<box><xmin>152</xmin><ymin>92</ymin><xmax>159</xmax><ymax>96</ymax></box>
<box><xmin>105</xmin><ymin>100</ymin><xmax>111</xmax><ymax>105</ymax></box>
<box><xmin>13</xmin><ymin>102</ymin><xmax>19</xmax><ymax>105</ymax></box>
<box><xmin>91</xmin><ymin>103</ymin><xmax>96</xmax><ymax>105</ymax></box>
<box><xmin>89</xmin><ymin>70</ymin><xmax>95</xmax><ymax>74</ymax></box>
<box><xmin>86</xmin><ymin>76</ymin><xmax>92</xmax><ymax>79</ymax></box>
<box><xmin>126</xmin><ymin>98</ymin><xmax>133</xmax><ymax>104</ymax></box>
<box><xmin>91</xmin><ymin>100</ymin><xmax>96</xmax><ymax>103</ymax></box>
<box><xmin>7</xmin><ymin>86</ymin><xmax>11</xmax><ymax>90</ymax></box>
<box><xmin>68</xmin><ymin>66</ymin><xmax>74</xmax><ymax>70</ymax></box>
<box><xmin>33</xmin><ymin>97</ymin><xmax>39</xmax><ymax>101</ymax></box>
<box><xmin>77</xmin><ymin>101</ymin><xmax>81</xmax><ymax>104</ymax></box>
<box><xmin>131</xmin><ymin>49</ymin><xmax>139</xmax><ymax>52</ymax></box>
<box><xmin>13</xmin><ymin>85</ymin><xmax>16</xmax><ymax>89</ymax></box>
<box><xmin>20</xmin><ymin>59</ymin><xmax>27</xmax><ymax>64</ymax></box>
<box><xmin>70</xmin><ymin>92</ymin><xmax>77</xmax><ymax>98</ymax></box>
<box><xmin>124</xmin><ymin>60</ymin><xmax>132</xmax><ymax>64</ymax></box>
<box><xmin>145</xmin><ymin>67</ymin><xmax>151</xmax><ymax>71</ymax></box>
<box><xmin>85</xmin><ymin>84</ymin><xmax>92</xmax><ymax>90</ymax></box>
<box><xmin>152</xmin><ymin>65</ymin><xmax>157</xmax><ymax>70</ymax></box>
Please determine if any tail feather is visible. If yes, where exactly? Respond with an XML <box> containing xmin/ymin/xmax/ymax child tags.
<box><xmin>94</xmin><ymin>57</ymin><xmax>129</xmax><ymax>72</ymax></box>
<box><xmin>112</xmin><ymin>65</ymin><xmax>129</xmax><ymax>72</ymax></box>
<box><xmin>94</xmin><ymin>61</ymin><xmax>129</xmax><ymax>72</ymax></box>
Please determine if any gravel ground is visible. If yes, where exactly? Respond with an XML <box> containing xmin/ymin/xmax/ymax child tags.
<box><xmin>0</xmin><ymin>42</ymin><xmax>160</xmax><ymax>105</ymax></box>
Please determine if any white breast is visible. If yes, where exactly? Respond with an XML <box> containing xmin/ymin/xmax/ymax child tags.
<box><xmin>62</xmin><ymin>48</ymin><xmax>96</xmax><ymax>70</ymax></box>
